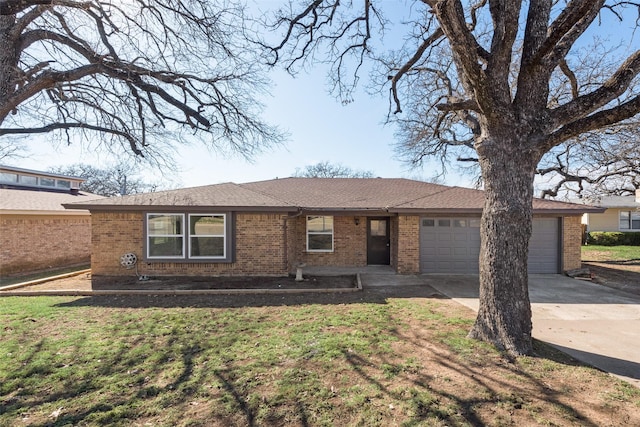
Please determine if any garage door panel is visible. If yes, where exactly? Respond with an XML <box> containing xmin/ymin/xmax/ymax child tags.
<box><xmin>420</xmin><ymin>217</ymin><xmax>559</xmax><ymax>274</ymax></box>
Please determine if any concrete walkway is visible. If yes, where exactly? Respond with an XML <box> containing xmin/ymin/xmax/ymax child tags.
<box><xmin>422</xmin><ymin>274</ymin><xmax>640</xmax><ymax>387</ymax></box>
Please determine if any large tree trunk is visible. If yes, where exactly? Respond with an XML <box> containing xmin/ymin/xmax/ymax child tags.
<box><xmin>470</xmin><ymin>135</ymin><xmax>539</xmax><ymax>356</ymax></box>
<box><xmin>0</xmin><ymin>14</ymin><xmax>17</xmax><ymax>124</ymax></box>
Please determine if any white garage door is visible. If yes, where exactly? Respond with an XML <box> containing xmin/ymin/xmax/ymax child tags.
<box><xmin>419</xmin><ymin>217</ymin><xmax>559</xmax><ymax>274</ymax></box>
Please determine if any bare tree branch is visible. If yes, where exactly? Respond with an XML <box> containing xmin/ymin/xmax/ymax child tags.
<box><xmin>1</xmin><ymin>0</ymin><xmax>284</xmax><ymax>163</ymax></box>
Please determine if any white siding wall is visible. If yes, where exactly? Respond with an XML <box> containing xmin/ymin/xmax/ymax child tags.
<box><xmin>587</xmin><ymin>208</ymin><xmax>622</xmax><ymax>232</ymax></box>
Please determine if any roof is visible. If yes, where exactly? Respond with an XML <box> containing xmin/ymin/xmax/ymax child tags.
<box><xmin>572</xmin><ymin>194</ymin><xmax>640</xmax><ymax>209</ymax></box>
<box><xmin>1</xmin><ymin>188</ymin><xmax>103</xmax><ymax>215</ymax></box>
<box><xmin>0</xmin><ymin>164</ymin><xmax>85</xmax><ymax>182</ymax></box>
<box><xmin>63</xmin><ymin>182</ymin><xmax>296</xmax><ymax>212</ymax></box>
<box><xmin>64</xmin><ymin>177</ymin><xmax>601</xmax><ymax>215</ymax></box>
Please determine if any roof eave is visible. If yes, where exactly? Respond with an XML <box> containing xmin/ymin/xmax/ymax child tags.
<box><xmin>1</xmin><ymin>209</ymin><xmax>90</xmax><ymax>215</ymax></box>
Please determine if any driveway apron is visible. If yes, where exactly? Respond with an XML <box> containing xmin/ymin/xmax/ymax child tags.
<box><xmin>426</xmin><ymin>274</ymin><xmax>640</xmax><ymax>388</ymax></box>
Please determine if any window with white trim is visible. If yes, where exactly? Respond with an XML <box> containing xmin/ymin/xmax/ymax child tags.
<box><xmin>189</xmin><ymin>214</ymin><xmax>225</xmax><ymax>258</ymax></box>
<box><xmin>620</xmin><ymin>210</ymin><xmax>640</xmax><ymax>230</ymax></box>
<box><xmin>147</xmin><ymin>214</ymin><xmax>185</xmax><ymax>258</ymax></box>
<box><xmin>147</xmin><ymin>213</ymin><xmax>230</xmax><ymax>260</ymax></box>
<box><xmin>307</xmin><ymin>216</ymin><xmax>333</xmax><ymax>252</ymax></box>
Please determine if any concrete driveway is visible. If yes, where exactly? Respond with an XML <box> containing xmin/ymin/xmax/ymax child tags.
<box><xmin>420</xmin><ymin>274</ymin><xmax>640</xmax><ymax>387</ymax></box>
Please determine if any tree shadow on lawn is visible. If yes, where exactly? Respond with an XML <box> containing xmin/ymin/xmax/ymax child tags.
<box><xmin>13</xmin><ymin>315</ymin><xmax>608</xmax><ymax>427</ymax></box>
<box><xmin>10</xmin><ymin>290</ymin><xmax>632</xmax><ymax>426</ymax></box>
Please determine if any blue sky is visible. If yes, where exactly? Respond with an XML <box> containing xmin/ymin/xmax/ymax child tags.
<box><xmin>10</xmin><ymin>1</ymin><xmax>462</xmax><ymax>189</ymax></box>
<box><xmin>7</xmin><ymin>3</ymin><xmax>639</xmax><ymax>191</ymax></box>
<box><xmin>16</xmin><ymin>65</ymin><xmax>458</xmax><ymax>189</ymax></box>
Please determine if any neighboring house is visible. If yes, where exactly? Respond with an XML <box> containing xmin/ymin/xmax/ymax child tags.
<box><xmin>64</xmin><ymin>178</ymin><xmax>601</xmax><ymax>282</ymax></box>
<box><xmin>0</xmin><ymin>165</ymin><xmax>103</xmax><ymax>277</ymax></box>
<box><xmin>579</xmin><ymin>189</ymin><xmax>640</xmax><ymax>233</ymax></box>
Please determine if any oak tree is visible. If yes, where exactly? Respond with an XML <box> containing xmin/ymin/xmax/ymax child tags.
<box><xmin>266</xmin><ymin>0</ymin><xmax>640</xmax><ymax>354</ymax></box>
<box><xmin>50</xmin><ymin>162</ymin><xmax>163</xmax><ymax>196</ymax></box>
<box><xmin>537</xmin><ymin>124</ymin><xmax>640</xmax><ymax>199</ymax></box>
<box><xmin>0</xmin><ymin>0</ymin><xmax>282</xmax><ymax>162</ymax></box>
<box><xmin>293</xmin><ymin>161</ymin><xmax>374</xmax><ymax>178</ymax></box>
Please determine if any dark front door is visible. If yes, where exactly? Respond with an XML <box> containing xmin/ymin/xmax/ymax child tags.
<box><xmin>367</xmin><ymin>217</ymin><xmax>390</xmax><ymax>265</ymax></box>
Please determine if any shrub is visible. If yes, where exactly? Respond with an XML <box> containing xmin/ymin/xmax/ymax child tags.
<box><xmin>587</xmin><ymin>232</ymin><xmax>640</xmax><ymax>246</ymax></box>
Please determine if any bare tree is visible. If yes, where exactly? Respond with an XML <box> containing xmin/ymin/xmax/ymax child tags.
<box><xmin>0</xmin><ymin>0</ymin><xmax>283</xmax><ymax>164</ymax></box>
<box><xmin>49</xmin><ymin>162</ymin><xmax>164</xmax><ymax>196</ymax></box>
<box><xmin>537</xmin><ymin>123</ymin><xmax>640</xmax><ymax>199</ymax></box>
<box><xmin>293</xmin><ymin>161</ymin><xmax>374</xmax><ymax>178</ymax></box>
<box><xmin>0</xmin><ymin>138</ymin><xmax>27</xmax><ymax>161</ymax></box>
<box><xmin>265</xmin><ymin>1</ymin><xmax>640</xmax><ymax>355</ymax></box>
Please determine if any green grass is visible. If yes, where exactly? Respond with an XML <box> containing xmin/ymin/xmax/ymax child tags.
<box><xmin>0</xmin><ymin>295</ymin><xmax>638</xmax><ymax>426</ymax></box>
<box><xmin>582</xmin><ymin>245</ymin><xmax>640</xmax><ymax>261</ymax></box>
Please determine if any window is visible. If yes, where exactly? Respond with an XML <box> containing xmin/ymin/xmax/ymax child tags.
<box><xmin>147</xmin><ymin>214</ymin><xmax>184</xmax><ymax>258</ymax></box>
<box><xmin>20</xmin><ymin>175</ymin><xmax>38</xmax><ymax>185</ymax></box>
<box><xmin>40</xmin><ymin>177</ymin><xmax>55</xmax><ymax>187</ymax></box>
<box><xmin>307</xmin><ymin>216</ymin><xmax>333</xmax><ymax>252</ymax></box>
<box><xmin>0</xmin><ymin>172</ymin><xmax>18</xmax><ymax>183</ymax></box>
<box><xmin>620</xmin><ymin>211</ymin><xmax>640</xmax><ymax>230</ymax></box>
<box><xmin>56</xmin><ymin>179</ymin><xmax>71</xmax><ymax>189</ymax></box>
<box><xmin>189</xmin><ymin>214</ymin><xmax>225</xmax><ymax>258</ymax></box>
<box><xmin>422</xmin><ymin>219</ymin><xmax>435</xmax><ymax>227</ymax></box>
<box><xmin>438</xmin><ymin>219</ymin><xmax>451</xmax><ymax>227</ymax></box>
<box><xmin>147</xmin><ymin>213</ymin><xmax>231</xmax><ymax>260</ymax></box>
<box><xmin>453</xmin><ymin>219</ymin><xmax>466</xmax><ymax>227</ymax></box>
<box><xmin>370</xmin><ymin>219</ymin><xmax>387</xmax><ymax>236</ymax></box>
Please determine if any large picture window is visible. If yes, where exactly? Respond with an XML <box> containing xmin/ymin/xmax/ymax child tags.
<box><xmin>307</xmin><ymin>216</ymin><xmax>333</xmax><ymax>252</ymax></box>
<box><xmin>147</xmin><ymin>213</ymin><xmax>230</xmax><ymax>260</ymax></box>
<box><xmin>620</xmin><ymin>211</ymin><xmax>640</xmax><ymax>230</ymax></box>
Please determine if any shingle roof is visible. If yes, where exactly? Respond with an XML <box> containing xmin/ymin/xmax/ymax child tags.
<box><xmin>1</xmin><ymin>188</ymin><xmax>103</xmax><ymax>214</ymax></box>
<box><xmin>63</xmin><ymin>177</ymin><xmax>601</xmax><ymax>214</ymax></box>
<box><xmin>62</xmin><ymin>182</ymin><xmax>296</xmax><ymax>211</ymax></box>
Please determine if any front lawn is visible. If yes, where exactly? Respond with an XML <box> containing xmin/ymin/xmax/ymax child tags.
<box><xmin>1</xmin><ymin>294</ymin><xmax>638</xmax><ymax>426</ymax></box>
<box><xmin>582</xmin><ymin>245</ymin><xmax>640</xmax><ymax>262</ymax></box>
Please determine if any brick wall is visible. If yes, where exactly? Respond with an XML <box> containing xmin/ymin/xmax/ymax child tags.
<box><xmin>396</xmin><ymin>215</ymin><xmax>420</xmax><ymax>274</ymax></box>
<box><xmin>90</xmin><ymin>211</ymin><xmax>289</xmax><ymax>278</ymax></box>
<box><xmin>390</xmin><ymin>216</ymin><xmax>399</xmax><ymax>271</ymax></box>
<box><xmin>562</xmin><ymin>215</ymin><xmax>583</xmax><ymax>271</ymax></box>
<box><xmin>0</xmin><ymin>214</ymin><xmax>92</xmax><ymax>276</ymax></box>
<box><xmin>288</xmin><ymin>215</ymin><xmax>367</xmax><ymax>269</ymax></box>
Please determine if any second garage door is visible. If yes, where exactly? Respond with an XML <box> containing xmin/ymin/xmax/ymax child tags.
<box><xmin>419</xmin><ymin>217</ymin><xmax>559</xmax><ymax>274</ymax></box>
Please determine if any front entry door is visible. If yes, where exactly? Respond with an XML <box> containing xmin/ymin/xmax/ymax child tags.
<box><xmin>367</xmin><ymin>217</ymin><xmax>390</xmax><ymax>265</ymax></box>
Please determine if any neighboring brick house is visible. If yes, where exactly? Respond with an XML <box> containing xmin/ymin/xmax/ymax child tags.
<box><xmin>64</xmin><ymin>178</ymin><xmax>601</xmax><ymax>282</ymax></box>
<box><xmin>0</xmin><ymin>165</ymin><xmax>103</xmax><ymax>277</ymax></box>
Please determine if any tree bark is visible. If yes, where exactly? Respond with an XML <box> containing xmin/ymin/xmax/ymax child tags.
<box><xmin>0</xmin><ymin>15</ymin><xmax>17</xmax><ymax>124</ymax></box>
<box><xmin>470</xmin><ymin>134</ymin><xmax>538</xmax><ymax>355</ymax></box>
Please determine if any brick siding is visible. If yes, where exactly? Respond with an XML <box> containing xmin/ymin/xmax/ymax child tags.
<box><xmin>288</xmin><ymin>215</ymin><xmax>367</xmax><ymax>270</ymax></box>
<box><xmin>396</xmin><ymin>215</ymin><xmax>420</xmax><ymax>274</ymax></box>
<box><xmin>0</xmin><ymin>214</ymin><xmax>91</xmax><ymax>276</ymax></box>
<box><xmin>90</xmin><ymin>211</ymin><xmax>289</xmax><ymax>279</ymax></box>
<box><xmin>89</xmin><ymin>210</ymin><xmax>581</xmax><ymax>279</ymax></box>
<box><xmin>562</xmin><ymin>215</ymin><xmax>583</xmax><ymax>271</ymax></box>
